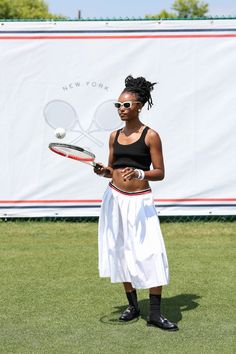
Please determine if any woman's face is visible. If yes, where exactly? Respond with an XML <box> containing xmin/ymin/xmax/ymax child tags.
<box><xmin>116</xmin><ymin>92</ymin><xmax>142</xmax><ymax>121</ymax></box>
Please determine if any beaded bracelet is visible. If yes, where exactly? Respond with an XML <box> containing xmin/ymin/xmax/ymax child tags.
<box><xmin>134</xmin><ymin>169</ymin><xmax>145</xmax><ymax>180</ymax></box>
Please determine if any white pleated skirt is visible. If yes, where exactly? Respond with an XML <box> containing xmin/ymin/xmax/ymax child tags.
<box><xmin>98</xmin><ymin>183</ymin><xmax>169</xmax><ymax>289</ymax></box>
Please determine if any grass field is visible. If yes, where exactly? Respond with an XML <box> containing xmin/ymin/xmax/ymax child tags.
<box><xmin>0</xmin><ymin>220</ymin><xmax>235</xmax><ymax>354</ymax></box>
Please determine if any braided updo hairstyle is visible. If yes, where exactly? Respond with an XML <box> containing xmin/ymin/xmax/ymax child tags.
<box><xmin>123</xmin><ymin>75</ymin><xmax>156</xmax><ymax>110</ymax></box>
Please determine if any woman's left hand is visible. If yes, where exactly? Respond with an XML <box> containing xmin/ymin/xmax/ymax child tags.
<box><xmin>121</xmin><ymin>167</ymin><xmax>138</xmax><ymax>181</ymax></box>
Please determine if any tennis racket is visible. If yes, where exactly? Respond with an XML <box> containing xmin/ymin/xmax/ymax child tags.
<box><xmin>48</xmin><ymin>143</ymin><xmax>100</xmax><ymax>168</ymax></box>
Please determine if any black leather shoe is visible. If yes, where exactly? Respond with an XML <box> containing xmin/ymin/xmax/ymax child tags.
<box><xmin>147</xmin><ymin>315</ymin><xmax>179</xmax><ymax>331</ymax></box>
<box><xmin>119</xmin><ymin>306</ymin><xmax>140</xmax><ymax>321</ymax></box>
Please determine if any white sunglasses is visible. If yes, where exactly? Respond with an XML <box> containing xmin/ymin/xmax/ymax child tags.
<box><xmin>114</xmin><ymin>101</ymin><xmax>141</xmax><ymax>109</ymax></box>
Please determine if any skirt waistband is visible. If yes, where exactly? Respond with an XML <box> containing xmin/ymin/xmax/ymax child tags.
<box><xmin>109</xmin><ymin>182</ymin><xmax>151</xmax><ymax>196</ymax></box>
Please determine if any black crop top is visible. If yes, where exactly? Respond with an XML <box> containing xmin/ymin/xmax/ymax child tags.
<box><xmin>112</xmin><ymin>126</ymin><xmax>152</xmax><ymax>171</ymax></box>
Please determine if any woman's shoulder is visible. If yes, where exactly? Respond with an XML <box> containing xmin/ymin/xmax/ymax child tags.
<box><xmin>145</xmin><ymin>126</ymin><xmax>162</xmax><ymax>145</ymax></box>
<box><xmin>109</xmin><ymin>128</ymin><xmax>122</xmax><ymax>142</ymax></box>
<box><xmin>146</xmin><ymin>126</ymin><xmax>161</xmax><ymax>138</ymax></box>
<box><xmin>110</xmin><ymin>129</ymin><xmax>118</xmax><ymax>136</ymax></box>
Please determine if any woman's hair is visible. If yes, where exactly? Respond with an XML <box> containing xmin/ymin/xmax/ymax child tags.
<box><xmin>122</xmin><ymin>75</ymin><xmax>156</xmax><ymax>110</ymax></box>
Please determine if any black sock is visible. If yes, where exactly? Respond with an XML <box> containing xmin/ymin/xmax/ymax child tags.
<box><xmin>149</xmin><ymin>294</ymin><xmax>161</xmax><ymax>320</ymax></box>
<box><xmin>126</xmin><ymin>290</ymin><xmax>139</xmax><ymax>311</ymax></box>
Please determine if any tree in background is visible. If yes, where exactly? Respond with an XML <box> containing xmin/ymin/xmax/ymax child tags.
<box><xmin>0</xmin><ymin>0</ymin><xmax>67</xmax><ymax>19</ymax></box>
<box><xmin>146</xmin><ymin>0</ymin><xmax>209</xmax><ymax>19</ymax></box>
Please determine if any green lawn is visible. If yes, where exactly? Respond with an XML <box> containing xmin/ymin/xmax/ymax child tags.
<box><xmin>0</xmin><ymin>221</ymin><xmax>235</xmax><ymax>354</ymax></box>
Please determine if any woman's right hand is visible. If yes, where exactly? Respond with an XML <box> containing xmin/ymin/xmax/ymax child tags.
<box><xmin>94</xmin><ymin>163</ymin><xmax>107</xmax><ymax>176</ymax></box>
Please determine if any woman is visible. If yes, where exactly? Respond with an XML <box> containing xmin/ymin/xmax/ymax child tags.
<box><xmin>94</xmin><ymin>75</ymin><xmax>178</xmax><ymax>331</ymax></box>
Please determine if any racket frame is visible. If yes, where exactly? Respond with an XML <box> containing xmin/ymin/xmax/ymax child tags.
<box><xmin>49</xmin><ymin>142</ymin><xmax>99</xmax><ymax>168</ymax></box>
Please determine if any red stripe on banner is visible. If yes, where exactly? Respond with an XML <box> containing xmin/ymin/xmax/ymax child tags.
<box><xmin>0</xmin><ymin>198</ymin><xmax>235</xmax><ymax>204</ymax></box>
<box><xmin>0</xmin><ymin>200</ymin><xmax>102</xmax><ymax>204</ymax></box>
<box><xmin>0</xmin><ymin>34</ymin><xmax>236</xmax><ymax>40</ymax></box>
<box><xmin>154</xmin><ymin>198</ymin><xmax>236</xmax><ymax>202</ymax></box>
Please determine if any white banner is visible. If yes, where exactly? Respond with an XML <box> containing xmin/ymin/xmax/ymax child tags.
<box><xmin>0</xmin><ymin>19</ymin><xmax>236</xmax><ymax>217</ymax></box>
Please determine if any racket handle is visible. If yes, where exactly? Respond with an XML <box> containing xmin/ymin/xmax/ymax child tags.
<box><xmin>93</xmin><ymin>162</ymin><xmax>102</xmax><ymax>169</ymax></box>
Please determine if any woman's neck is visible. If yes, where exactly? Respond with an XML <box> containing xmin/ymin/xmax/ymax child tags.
<box><xmin>124</xmin><ymin>120</ymin><xmax>143</xmax><ymax>132</ymax></box>
<box><xmin>121</xmin><ymin>122</ymin><xmax>144</xmax><ymax>136</ymax></box>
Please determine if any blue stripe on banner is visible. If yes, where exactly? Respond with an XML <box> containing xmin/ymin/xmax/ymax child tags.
<box><xmin>1</xmin><ymin>29</ymin><xmax>236</xmax><ymax>34</ymax></box>
<box><xmin>0</xmin><ymin>204</ymin><xmax>236</xmax><ymax>209</ymax></box>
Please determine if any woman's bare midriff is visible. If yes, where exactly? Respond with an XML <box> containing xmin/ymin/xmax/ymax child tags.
<box><xmin>111</xmin><ymin>168</ymin><xmax>150</xmax><ymax>192</ymax></box>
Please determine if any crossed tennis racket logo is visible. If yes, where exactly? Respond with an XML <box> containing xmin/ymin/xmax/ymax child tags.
<box><xmin>43</xmin><ymin>99</ymin><xmax>123</xmax><ymax>147</ymax></box>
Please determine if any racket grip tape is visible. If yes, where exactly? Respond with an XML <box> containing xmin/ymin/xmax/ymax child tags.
<box><xmin>93</xmin><ymin>162</ymin><xmax>103</xmax><ymax>170</ymax></box>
